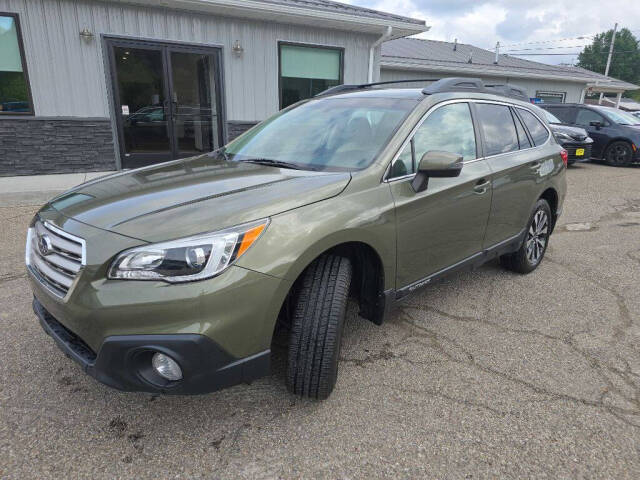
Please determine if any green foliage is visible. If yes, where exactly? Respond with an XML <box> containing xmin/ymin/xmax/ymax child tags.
<box><xmin>577</xmin><ymin>28</ymin><xmax>640</xmax><ymax>93</ymax></box>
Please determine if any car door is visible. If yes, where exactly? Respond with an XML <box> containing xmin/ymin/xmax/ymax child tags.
<box><xmin>388</xmin><ymin>101</ymin><xmax>492</xmax><ymax>290</ymax></box>
<box><xmin>479</xmin><ymin>102</ymin><xmax>547</xmax><ymax>247</ymax></box>
<box><xmin>574</xmin><ymin>107</ymin><xmax>611</xmax><ymax>157</ymax></box>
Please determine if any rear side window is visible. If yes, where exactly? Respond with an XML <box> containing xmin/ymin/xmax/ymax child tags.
<box><xmin>512</xmin><ymin>110</ymin><xmax>532</xmax><ymax>149</ymax></box>
<box><xmin>475</xmin><ymin>103</ymin><xmax>519</xmax><ymax>156</ymax></box>
<box><xmin>390</xmin><ymin>102</ymin><xmax>476</xmax><ymax>178</ymax></box>
<box><xmin>518</xmin><ymin>108</ymin><xmax>549</xmax><ymax>146</ymax></box>
<box><xmin>544</xmin><ymin>107</ymin><xmax>575</xmax><ymax>124</ymax></box>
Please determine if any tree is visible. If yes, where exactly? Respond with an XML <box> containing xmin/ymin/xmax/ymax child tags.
<box><xmin>577</xmin><ymin>28</ymin><xmax>640</xmax><ymax>100</ymax></box>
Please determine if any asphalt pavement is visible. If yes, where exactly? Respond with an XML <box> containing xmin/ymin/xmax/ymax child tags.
<box><xmin>1</xmin><ymin>162</ymin><xmax>639</xmax><ymax>479</ymax></box>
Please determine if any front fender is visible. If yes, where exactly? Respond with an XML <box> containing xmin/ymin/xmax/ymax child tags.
<box><xmin>236</xmin><ymin>183</ymin><xmax>396</xmax><ymax>291</ymax></box>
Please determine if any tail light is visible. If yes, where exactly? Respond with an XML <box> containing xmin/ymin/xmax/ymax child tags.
<box><xmin>560</xmin><ymin>149</ymin><xmax>568</xmax><ymax>167</ymax></box>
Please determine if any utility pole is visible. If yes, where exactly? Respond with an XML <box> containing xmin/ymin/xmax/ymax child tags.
<box><xmin>599</xmin><ymin>22</ymin><xmax>618</xmax><ymax>105</ymax></box>
<box><xmin>494</xmin><ymin>41</ymin><xmax>500</xmax><ymax>64</ymax></box>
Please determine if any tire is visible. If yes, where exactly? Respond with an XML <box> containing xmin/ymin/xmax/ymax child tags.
<box><xmin>604</xmin><ymin>141</ymin><xmax>633</xmax><ymax>166</ymax></box>
<box><xmin>500</xmin><ymin>199</ymin><xmax>552</xmax><ymax>274</ymax></box>
<box><xmin>286</xmin><ymin>254</ymin><xmax>352</xmax><ymax>399</ymax></box>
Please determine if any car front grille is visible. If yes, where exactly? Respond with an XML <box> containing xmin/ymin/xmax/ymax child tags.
<box><xmin>26</xmin><ymin>220</ymin><xmax>86</xmax><ymax>300</ymax></box>
<box><xmin>565</xmin><ymin>144</ymin><xmax>593</xmax><ymax>159</ymax></box>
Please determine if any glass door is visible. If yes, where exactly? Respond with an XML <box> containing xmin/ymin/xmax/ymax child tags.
<box><xmin>107</xmin><ymin>39</ymin><xmax>224</xmax><ymax>169</ymax></box>
<box><xmin>168</xmin><ymin>50</ymin><xmax>221</xmax><ymax>158</ymax></box>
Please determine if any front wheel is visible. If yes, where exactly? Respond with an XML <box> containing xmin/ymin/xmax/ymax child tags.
<box><xmin>286</xmin><ymin>254</ymin><xmax>352</xmax><ymax>399</ymax></box>
<box><xmin>604</xmin><ymin>141</ymin><xmax>633</xmax><ymax>166</ymax></box>
<box><xmin>500</xmin><ymin>199</ymin><xmax>552</xmax><ymax>274</ymax></box>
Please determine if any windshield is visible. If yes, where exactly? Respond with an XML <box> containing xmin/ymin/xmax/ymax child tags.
<box><xmin>223</xmin><ymin>96</ymin><xmax>418</xmax><ymax>171</ymax></box>
<box><xmin>542</xmin><ymin>109</ymin><xmax>562</xmax><ymax>124</ymax></box>
<box><xmin>599</xmin><ymin>107</ymin><xmax>640</xmax><ymax>126</ymax></box>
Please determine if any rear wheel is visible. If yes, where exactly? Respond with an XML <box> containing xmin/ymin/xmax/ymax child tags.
<box><xmin>500</xmin><ymin>199</ymin><xmax>551</xmax><ymax>274</ymax></box>
<box><xmin>286</xmin><ymin>254</ymin><xmax>352</xmax><ymax>399</ymax></box>
<box><xmin>604</xmin><ymin>141</ymin><xmax>633</xmax><ymax>166</ymax></box>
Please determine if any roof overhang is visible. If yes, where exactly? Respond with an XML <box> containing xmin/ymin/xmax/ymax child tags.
<box><xmin>109</xmin><ymin>0</ymin><xmax>429</xmax><ymax>39</ymax></box>
<box><xmin>381</xmin><ymin>59</ymin><xmax>640</xmax><ymax>91</ymax></box>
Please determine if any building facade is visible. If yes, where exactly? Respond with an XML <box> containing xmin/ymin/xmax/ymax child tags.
<box><xmin>0</xmin><ymin>0</ymin><xmax>426</xmax><ymax>175</ymax></box>
<box><xmin>380</xmin><ymin>38</ymin><xmax>638</xmax><ymax>106</ymax></box>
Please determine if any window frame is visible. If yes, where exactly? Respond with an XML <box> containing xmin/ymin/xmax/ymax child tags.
<box><xmin>0</xmin><ymin>11</ymin><xmax>34</xmax><ymax>116</ymax></box>
<box><xmin>385</xmin><ymin>99</ymin><xmax>482</xmax><ymax>181</ymax></box>
<box><xmin>277</xmin><ymin>41</ymin><xmax>344</xmax><ymax>110</ymax></box>
<box><xmin>514</xmin><ymin>107</ymin><xmax>549</xmax><ymax>147</ymax></box>
<box><xmin>384</xmin><ymin>99</ymin><xmax>552</xmax><ymax>182</ymax></box>
<box><xmin>535</xmin><ymin>90</ymin><xmax>566</xmax><ymax>104</ymax></box>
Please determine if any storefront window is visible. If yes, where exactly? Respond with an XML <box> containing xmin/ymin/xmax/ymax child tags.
<box><xmin>0</xmin><ymin>13</ymin><xmax>33</xmax><ymax>114</ymax></box>
<box><xmin>279</xmin><ymin>43</ymin><xmax>342</xmax><ymax>109</ymax></box>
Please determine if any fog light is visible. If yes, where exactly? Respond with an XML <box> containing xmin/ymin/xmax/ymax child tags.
<box><xmin>152</xmin><ymin>352</ymin><xmax>183</xmax><ymax>381</ymax></box>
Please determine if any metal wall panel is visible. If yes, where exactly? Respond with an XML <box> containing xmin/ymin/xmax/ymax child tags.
<box><xmin>380</xmin><ymin>68</ymin><xmax>586</xmax><ymax>103</ymax></box>
<box><xmin>0</xmin><ymin>0</ymin><xmax>376</xmax><ymax>119</ymax></box>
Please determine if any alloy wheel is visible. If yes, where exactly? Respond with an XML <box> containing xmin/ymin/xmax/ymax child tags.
<box><xmin>525</xmin><ymin>210</ymin><xmax>549</xmax><ymax>265</ymax></box>
<box><xmin>607</xmin><ymin>143</ymin><xmax>630</xmax><ymax>165</ymax></box>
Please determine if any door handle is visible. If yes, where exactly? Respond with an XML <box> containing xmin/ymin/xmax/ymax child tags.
<box><xmin>473</xmin><ymin>179</ymin><xmax>491</xmax><ymax>194</ymax></box>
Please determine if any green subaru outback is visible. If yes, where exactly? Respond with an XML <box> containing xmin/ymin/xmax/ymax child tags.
<box><xmin>27</xmin><ymin>78</ymin><xmax>567</xmax><ymax>399</ymax></box>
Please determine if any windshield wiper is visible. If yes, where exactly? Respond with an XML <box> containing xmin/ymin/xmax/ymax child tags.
<box><xmin>239</xmin><ymin>158</ymin><xmax>307</xmax><ymax>170</ymax></box>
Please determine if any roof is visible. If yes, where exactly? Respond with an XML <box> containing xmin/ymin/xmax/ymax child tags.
<box><xmin>114</xmin><ymin>0</ymin><xmax>428</xmax><ymax>37</ymax></box>
<box><xmin>381</xmin><ymin>38</ymin><xmax>639</xmax><ymax>91</ymax></box>
<box><xmin>257</xmin><ymin>0</ymin><xmax>425</xmax><ymax>25</ymax></box>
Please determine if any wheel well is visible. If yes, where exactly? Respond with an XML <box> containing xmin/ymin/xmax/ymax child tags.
<box><xmin>277</xmin><ymin>242</ymin><xmax>386</xmax><ymax>331</ymax></box>
<box><xmin>539</xmin><ymin>188</ymin><xmax>558</xmax><ymax>232</ymax></box>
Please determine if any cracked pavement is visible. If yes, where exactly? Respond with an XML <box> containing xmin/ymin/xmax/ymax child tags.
<box><xmin>1</xmin><ymin>162</ymin><xmax>639</xmax><ymax>478</ymax></box>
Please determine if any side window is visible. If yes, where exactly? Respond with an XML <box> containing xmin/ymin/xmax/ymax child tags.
<box><xmin>544</xmin><ymin>107</ymin><xmax>575</xmax><ymax>124</ymax></box>
<box><xmin>413</xmin><ymin>103</ymin><xmax>477</xmax><ymax>162</ymax></box>
<box><xmin>575</xmin><ymin>108</ymin><xmax>606</xmax><ymax>127</ymax></box>
<box><xmin>390</xmin><ymin>140</ymin><xmax>413</xmax><ymax>178</ymax></box>
<box><xmin>512</xmin><ymin>109</ymin><xmax>532</xmax><ymax>149</ymax></box>
<box><xmin>475</xmin><ymin>103</ymin><xmax>519</xmax><ymax>156</ymax></box>
<box><xmin>517</xmin><ymin>108</ymin><xmax>549</xmax><ymax>146</ymax></box>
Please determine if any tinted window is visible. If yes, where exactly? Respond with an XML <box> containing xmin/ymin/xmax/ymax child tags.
<box><xmin>544</xmin><ymin>107</ymin><xmax>575</xmax><ymax>124</ymax></box>
<box><xmin>575</xmin><ymin>108</ymin><xmax>606</xmax><ymax>127</ymax></box>
<box><xmin>279</xmin><ymin>44</ymin><xmax>342</xmax><ymax>108</ymax></box>
<box><xmin>513</xmin><ymin>111</ymin><xmax>532</xmax><ymax>149</ymax></box>
<box><xmin>518</xmin><ymin>109</ymin><xmax>549</xmax><ymax>146</ymax></box>
<box><xmin>0</xmin><ymin>14</ymin><xmax>32</xmax><ymax>114</ymax></box>
<box><xmin>475</xmin><ymin>103</ymin><xmax>519</xmax><ymax>156</ymax></box>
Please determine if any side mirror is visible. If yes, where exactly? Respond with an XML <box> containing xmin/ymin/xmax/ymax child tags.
<box><xmin>411</xmin><ymin>151</ymin><xmax>463</xmax><ymax>193</ymax></box>
<box><xmin>589</xmin><ymin>121</ymin><xmax>602</xmax><ymax>130</ymax></box>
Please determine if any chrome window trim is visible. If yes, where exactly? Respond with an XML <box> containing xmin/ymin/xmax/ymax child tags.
<box><xmin>383</xmin><ymin>98</ymin><xmax>553</xmax><ymax>183</ymax></box>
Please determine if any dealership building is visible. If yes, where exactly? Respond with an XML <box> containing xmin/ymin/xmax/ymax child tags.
<box><xmin>0</xmin><ymin>0</ymin><xmax>427</xmax><ymax>176</ymax></box>
<box><xmin>1</xmin><ymin>0</ymin><xmax>638</xmax><ymax>177</ymax></box>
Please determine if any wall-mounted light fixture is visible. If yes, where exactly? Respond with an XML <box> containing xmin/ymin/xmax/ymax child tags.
<box><xmin>232</xmin><ymin>40</ymin><xmax>244</xmax><ymax>57</ymax></box>
<box><xmin>79</xmin><ymin>28</ymin><xmax>95</xmax><ymax>42</ymax></box>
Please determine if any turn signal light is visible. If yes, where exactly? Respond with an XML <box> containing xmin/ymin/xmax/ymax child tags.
<box><xmin>560</xmin><ymin>149</ymin><xmax>568</xmax><ymax>167</ymax></box>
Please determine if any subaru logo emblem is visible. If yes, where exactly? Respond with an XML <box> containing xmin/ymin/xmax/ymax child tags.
<box><xmin>38</xmin><ymin>234</ymin><xmax>53</xmax><ymax>256</ymax></box>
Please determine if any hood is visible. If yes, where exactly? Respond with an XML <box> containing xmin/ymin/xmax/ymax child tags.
<box><xmin>550</xmin><ymin>124</ymin><xmax>589</xmax><ymax>141</ymax></box>
<box><xmin>49</xmin><ymin>155</ymin><xmax>351</xmax><ymax>242</ymax></box>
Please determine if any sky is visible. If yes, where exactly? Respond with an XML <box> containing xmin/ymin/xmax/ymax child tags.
<box><xmin>345</xmin><ymin>0</ymin><xmax>640</xmax><ymax>65</ymax></box>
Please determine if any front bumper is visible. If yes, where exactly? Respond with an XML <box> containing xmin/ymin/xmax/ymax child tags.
<box><xmin>33</xmin><ymin>297</ymin><xmax>270</xmax><ymax>394</ymax></box>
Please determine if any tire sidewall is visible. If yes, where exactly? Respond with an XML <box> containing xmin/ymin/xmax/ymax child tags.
<box><xmin>518</xmin><ymin>199</ymin><xmax>552</xmax><ymax>272</ymax></box>
<box><xmin>605</xmin><ymin>141</ymin><xmax>632</xmax><ymax>166</ymax></box>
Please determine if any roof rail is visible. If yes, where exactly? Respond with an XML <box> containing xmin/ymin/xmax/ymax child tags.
<box><xmin>421</xmin><ymin>77</ymin><xmax>485</xmax><ymax>95</ymax></box>
<box><xmin>316</xmin><ymin>77</ymin><xmax>532</xmax><ymax>102</ymax></box>
<box><xmin>316</xmin><ymin>78</ymin><xmax>440</xmax><ymax>97</ymax></box>
<box><xmin>484</xmin><ymin>84</ymin><xmax>529</xmax><ymax>101</ymax></box>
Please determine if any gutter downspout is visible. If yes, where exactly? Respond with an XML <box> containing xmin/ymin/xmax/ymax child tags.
<box><xmin>368</xmin><ymin>26</ymin><xmax>393</xmax><ymax>83</ymax></box>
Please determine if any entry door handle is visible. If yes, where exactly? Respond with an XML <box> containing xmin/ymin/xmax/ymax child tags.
<box><xmin>473</xmin><ymin>179</ymin><xmax>491</xmax><ymax>194</ymax></box>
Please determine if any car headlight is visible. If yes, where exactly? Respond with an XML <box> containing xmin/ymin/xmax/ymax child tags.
<box><xmin>554</xmin><ymin>132</ymin><xmax>573</xmax><ymax>143</ymax></box>
<box><xmin>108</xmin><ymin>219</ymin><xmax>269</xmax><ymax>282</ymax></box>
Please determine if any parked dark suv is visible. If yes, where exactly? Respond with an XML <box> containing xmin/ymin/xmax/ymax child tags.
<box><xmin>541</xmin><ymin>103</ymin><xmax>640</xmax><ymax>166</ymax></box>
<box><xmin>537</xmin><ymin>108</ymin><xmax>593</xmax><ymax>165</ymax></box>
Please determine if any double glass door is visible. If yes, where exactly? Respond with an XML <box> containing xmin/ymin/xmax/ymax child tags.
<box><xmin>107</xmin><ymin>39</ymin><xmax>224</xmax><ymax>169</ymax></box>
